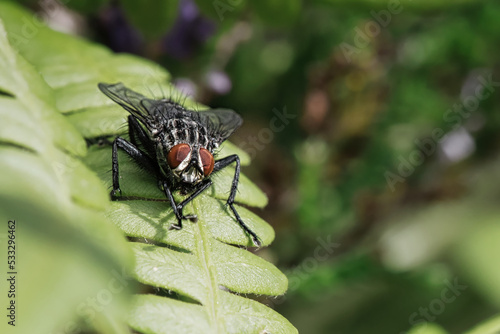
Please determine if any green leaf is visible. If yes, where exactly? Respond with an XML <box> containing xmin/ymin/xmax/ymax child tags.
<box><xmin>0</xmin><ymin>10</ymin><xmax>131</xmax><ymax>334</ymax></box>
<box><xmin>131</xmin><ymin>238</ymin><xmax>286</xmax><ymax>299</ymax></box>
<box><xmin>465</xmin><ymin>314</ymin><xmax>500</xmax><ymax>334</ymax></box>
<box><xmin>130</xmin><ymin>293</ymin><xmax>297</xmax><ymax>334</ymax></box>
<box><xmin>452</xmin><ymin>219</ymin><xmax>500</xmax><ymax>308</ymax></box>
<box><xmin>105</xmin><ymin>195</ymin><xmax>274</xmax><ymax>250</ymax></box>
<box><xmin>0</xmin><ymin>2</ymin><xmax>295</xmax><ymax>333</ymax></box>
<box><xmin>407</xmin><ymin>323</ymin><xmax>448</xmax><ymax>334</ymax></box>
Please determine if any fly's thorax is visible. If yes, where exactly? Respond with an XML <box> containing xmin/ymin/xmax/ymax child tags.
<box><xmin>163</xmin><ymin>115</ymin><xmax>215</xmax><ymax>150</ymax></box>
<box><xmin>149</xmin><ymin>125</ymin><xmax>160</xmax><ymax>137</ymax></box>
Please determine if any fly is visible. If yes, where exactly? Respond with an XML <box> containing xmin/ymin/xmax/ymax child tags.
<box><xmin>98</xmin><ymin>82</ymin><xmax>261</xmax><ymax>247</ymax></box>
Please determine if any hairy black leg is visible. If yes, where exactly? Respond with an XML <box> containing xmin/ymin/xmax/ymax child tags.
<box><xmin>164</xmin><ymin>179</ymin><xmax>213</xmax><ymax>230</ymax></box>
<box><xmin>111</xmin><ymin>138</ymin><xmax>121</xmax><ymax>197</ymax></box>
<box><xmin>228</xmin><ymin>202</ymin><xmax>261</xmax><ymax>247</ymax></box>
<box><xmin>162</xmin><ymin>181</ymin><xmax>183</xmax><ymax>230</ymax></box>
<box><xmin>177</xmin><ymin>179</ymin><xmax>213</xmax><ymax>218</ymax></box>
<box><xmin>213</xmin><ymin>155</ymin><xmax>262</xmax><ymax>247</ymax></box>
<box><xmin>213</xmin><ymin>155</ymin><xmax>240</xmax><ymax>203</ymax></box>
<box><xmin>111</xmin><ymin>137</ymin><xmax>157</xmax><ymax>198</ymax></box>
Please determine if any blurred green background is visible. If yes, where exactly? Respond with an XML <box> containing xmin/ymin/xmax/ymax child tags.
<box><xmin>11</xmin><ymin>0</ymin><xmax>500</xmax><ymax>332</ymax></box>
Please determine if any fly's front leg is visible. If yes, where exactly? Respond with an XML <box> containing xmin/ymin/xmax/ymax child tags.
<box><xmin>163</xmin><ymin>179</ymin><xmax>212</xmax><ymax>230</ymax></box>
<box><xmin>162</xmin><ymin>181</ymin><xmax>183</xmax><ymax>230</ymax></box>
<box><xmin>177</xmin><ymin>179</ymin><xmax>213</xmax><ymax>222</ymax></box>
<box><xmin>213</xmin><ymin>155</ymin><xmax>262</xmax><ymax>247</ymax></box>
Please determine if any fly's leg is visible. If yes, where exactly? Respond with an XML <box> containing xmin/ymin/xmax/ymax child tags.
<box><xmin>162</xmin><ymin>182</ymin><xmax>182</xmax><ymax>230</ymax></box>
<box><xmin>176</xmin><ymin>179</ymin><xmax>213</xmax><ymax>222</ymax></box>
<box><xmin>162</xmin><ymin>179</ymin><xmax>212</xmax><ymax>230</ymax></box>
<box><xmin>111</xmin><ymin>137</ymin><xmax>157</xmax><ymax>198</ymax></box>
<box><xmin>213</xmin><ymin>155</ymin><xmax>262</xmax><ymax>247</ymax></box>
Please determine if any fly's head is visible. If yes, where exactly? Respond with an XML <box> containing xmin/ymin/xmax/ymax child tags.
<box><xmin>165</xmin><ymin>143</ymin><xmax>214</xmax><ymax>185</ymax></box>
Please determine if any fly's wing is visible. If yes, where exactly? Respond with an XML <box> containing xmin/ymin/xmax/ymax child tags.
<box><xmin>200</xmin><ymin>108</ymin><xmax>243</xmax><ymax>145</ymax></box>
<box><xmin>98</xmin><ymin>82</ymin><xmax>157</xmax><ymax>123</ymax></box>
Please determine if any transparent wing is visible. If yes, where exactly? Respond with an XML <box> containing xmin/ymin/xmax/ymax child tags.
<box><xmin>200</xmin><ymin>108</ymin><xmax>243</xmax><ymax>145</ymax></box>
<box><xmin>98</xmin><ymin>82</ymin><xmax>157</xmax><ymax>122</ymax></box>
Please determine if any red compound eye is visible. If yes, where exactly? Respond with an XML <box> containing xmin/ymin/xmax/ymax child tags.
<box><xmin>199</xmin><ymin>148</ymin><xmax>214</xmax><ymax>177</ymax></box>
<box><xmin>167</xmin><ymin>143</ymin><xmax>191</xmax><ymax>169</ymax></box>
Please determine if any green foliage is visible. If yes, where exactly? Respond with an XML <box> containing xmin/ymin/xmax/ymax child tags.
<box><xmin>0</xmin><ymin>9</ymin><xmax>131</xmax><ymax>334</ymax></box>
<box><xmin>0</xmin><ymin>2</ymin><xmax>296</xmax><ymax>333</ymax></box>
<box><xmin>195</xmin><ymin>0</ymin><xmax>246</xmax><ymax>22</ymax></box>
<box><xmin>407</xmin><ymin>323</ymin><xmax>448</xmax><ymax>334</ymax></box>
<box><xmin>250</xmin><ymin>0</ymin><xmax>302</xmax><ymax>26</ymax></box>
<box><xmin>121</xmin><ymin>0</ymin><xmax>178</xmax><ymax>39</ymax></box>
<box><xmin>466</xmin><ymin>314</ymin><xmax>500</xmax><ymax>334</ymax></box>
<box><xmin>315</xmin><ymin>0</ymin><xmax>480</xmax><ymax>9</ymax></box>
<box><xmin>6</xmin><ymin>0</ymin><xmax>500</xmax><ymax>332</ymax></box>
<box><xmin>65</xmin><ymin>0</ymin><xmax>108</xmax><ymax>14</ymax></box>
<box><xmin>199</xmin><ymin>1</ymin><xmax>500</xmax><ymax>333</ymax></box>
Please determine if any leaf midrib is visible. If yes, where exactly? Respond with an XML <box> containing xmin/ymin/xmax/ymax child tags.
<box><xmin>193</xmin><ymin>198</ymin><xmax>223</xmax><ymax>334</ymax></box>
